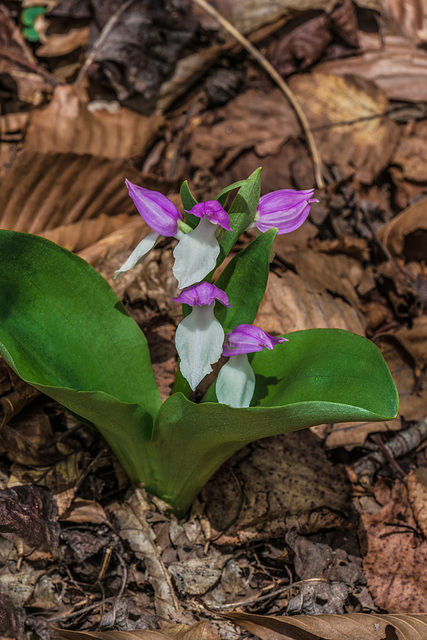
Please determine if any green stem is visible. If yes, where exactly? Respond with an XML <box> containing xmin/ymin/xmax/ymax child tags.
<box><xmin>172</xmin><ymin>361</ymin><xmax>191</xmax><ymax>397</ymax></box>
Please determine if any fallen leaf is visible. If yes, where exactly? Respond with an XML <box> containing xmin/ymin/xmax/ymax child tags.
<box><xmin>49</xmin><ymin>0</ymin><xmax>196</xmax><ymax>101</ymax></box>
<box><xmin>109</xmin><ymin>487</ymin><xmax>179</xmax><ymax>621</ymax></box>
<box><xmin>225</xmin><ymin>610</ymin><xmax>427</xmax><ymax>639</ymax></box>
<box><xmin>394</xmin><ymin>316</ymin><xmax>427</xmax><ymax>377</ymax></box>
<box><xmin>289</xmin><ymin>73</ymin><xmax>400</xmax><ymax>183</ymax></box>
<box><xmin>188</xmin><ymin>73</ymin><xmax>398</xmax><ymax>185</ymax></box>
<box><xmin>0</xmin><ymin>5</ymin><xmax>58</xmax><ymax>104</ymax></box>
<box><xmin>407</xmin><ymin>467</ymin><xmax>427</xmax><ymax>538</ymax></box>
<box><xmin>227</xmin><ymin>0</ymin><xmax>335</xmax><ymax>34</ymax></box>
<box><xmin>57</xmin><ymin>621</ymin><xmax>219</xmax><ymax>640</ymax></box>
<box><xmin>204</xmin><ymin>430</ymin><xmax>350</xmax><ymax>543</ymax></box>
<box><xmin>24</xmin><ymin>85</ymin><xmax>164</xmax><ymax>159</ymax></box>
<box><xmin>316</xmin><ymin>35</ymin><xmax>427</xmax><ymax>102</ymax></box>
<box><xmin>0</xmin><ymin>150</ymin><xmax>166</xmax><ymax>234</ymax></box>
<box><xmin>377</xmin><ymin>198</ymin><xmax>427</xmax><ymax>260</ymax></box>
<box><xmin>380</xmin><ymin>0</ymin><xmax>427</xmax><ymax>44</ymax></box>
<box><xmin>361</xmin><ymin>477</ymin><xmax>427</xmax><ymax>612</ymax></box>
<box><xmin>40</xmin><ymin>213</ymin><xmax>134</xmax><ymax>253</ymax></box>
<box><xmin>254</xmin><ymin>265</ymin><xmax>366</xmax><ymax>336</ymax></box>
<box><xmin>0</xmin><ymin>485</ymin><xmax>59</xmax><ymax>550</ymax></box>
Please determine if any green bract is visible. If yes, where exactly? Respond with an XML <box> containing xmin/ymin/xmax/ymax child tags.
<box><xmin>0</xmin><ymin>170</ymin><xmax>399</xmax><ymax>516</ymax></box>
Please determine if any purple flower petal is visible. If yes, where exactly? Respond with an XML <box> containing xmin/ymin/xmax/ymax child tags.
<box><xmin>126</xmin><ymin>179</ymin><xmax>182</xmax><ymax>236</ymax></box>
<box><xmin>186</xmin><ymin>201</ymin><xmax>232</xmax><ymax>231</ymax></box>
<box><xmin>174</xmin><ymin>282</ymin><xmax>231</xmax><ymax>308</ymax></box>
<box><xmin>256</xmin><ymin>188</ymin><xmax>318</xmax><ymax>235</ymax></box>
<box><xmin>222</xmin><ymin>324</ymin><xmax>287</xmax><ymax>357</ymax></box>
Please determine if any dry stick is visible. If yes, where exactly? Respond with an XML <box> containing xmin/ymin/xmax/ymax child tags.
<box><xmin>191</xmin><ymin>0</ymin><xmax>324</xmax><ymax>189</ymax></box>
<box><xmin>75</xmin><ymin>0</ymin><xmax>141</xmax><ymax>87</ymax></box>
<box><xmin>348</xmin><ymin>417</ymin><xmax>427</xmax><ymax>486</ymax></box>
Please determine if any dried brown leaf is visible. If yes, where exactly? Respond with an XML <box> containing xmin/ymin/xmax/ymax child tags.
<box><xmin>0</xmin><ymin>151</ymin><xmax>167</xmax><ymax>234</ymax></box>
<box><xmin>204</xmin><ymin>430</ymin><xmax>350</xmax><ymax>543</ymax></box>
<box><xmin>289</xmin><ymin>73</ymin><xmax>400</xmax><ymax>183</ymax></box>
<box><xmin>392</xmin><ymin>120</ymin><xmax>427</xmax><ymax>184</ymax></box>
<box><xmin>378</xmin><ymin>198</ymin><xmax>427</xmax><ymax>260</ymax></box>
<box><xmin>0</xmin><ymin>5</ymin><xmax>57</xmax><ymax>104</ymax></box>
<box><xmin>50</xmin><ymin>0</ymin><xmax>196</xmax><ymax>101</ymax></box>
<box><xmin>394</xmin><ymin>316</ymin><xmax>427</xmax><ymax>378</ymax></box>
<box><xmin>361</xmin><ymin>477</ymin><xmax>427</xmax><ymax>612</ymax></box>
<box><xmin>110</xmin><ymin>487</ymin><xmax>179</xmax><ymax>621</ymax></box>
<box><xmin>40</xmin><ymin>213</ymin><xmax>134</xmax><ymax>253</ymax></box>
<box><xmin>225</xmin><ymin>611</ymin><xmax>427</xmax><ymax>639</ymax></box>
<box><xmin>58</xmin><ymin>621</ymin><xmax>219</xmax><ymax>640</ymax></box>
<box><xmin>24</xmin><ymin>85</ymin><xmax>164</xmax><ymax>159</ymax></box>
<box><xmin>316</xmin><ymin>35</ymin><xmax>427</xmax><ymax>102</ymax></box>
<box><xmin>381</xmin><ymin>0</ymin><xmax>427</xmax><ymax>44</ymax></box>
<box><xmin>407</xmin><ymin>467</ymin><xmax>427</xmax><ymax>538</ymax></box>
<box><xmin>255</xmin><ymin>255</ymin><xmax>366</xmax><ymax>336</ymax></box>
<box><xmin>0</xmin><ymin>485</ymin><xmax>59</xmax><ymax>550</ymax></box>
<box><xmin>227</xmin><ymin>0</ymin><xmax>335</xmax><ymax>34</ymax></box>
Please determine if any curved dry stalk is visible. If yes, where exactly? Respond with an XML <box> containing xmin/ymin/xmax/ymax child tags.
<box><xmin>75</xmin><ymin>0</ymin><xmax>139</xmax><ymax>88</ymax></box>
<box><xmin>191</xmin><ymin>0</ymin><xmax>324</xmax><ymax>189</ymax></box>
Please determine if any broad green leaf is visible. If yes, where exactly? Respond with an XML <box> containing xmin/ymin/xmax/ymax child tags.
<box><xmin>214</xmin><ymin>228</ymin><xmax>276</xmax><ymax>332</ymax></box>
<box><xmin>0</xmin><ymin>231</ymin><xmax>161</xmax><ymax>446</ymax></box>
<box><xmin>147</xmin><ymin>329</ymin><xmax>398</xmax><ymax>515</ymax></box>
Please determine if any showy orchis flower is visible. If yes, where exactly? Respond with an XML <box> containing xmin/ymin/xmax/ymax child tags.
<box><xmin>174</xmin><ymin>283</ymin><xmax>231</xmax><ymax>391</ymax></box>
<box><xmin>173</xmin><ymin>201</ymin><xmax>232</xmax><ymax>289</ymax></box>
<box><xmin>217</xmin><ymin>325</ymin><xmax>287</xmax><ymax>408</ymax></box>
<box><xmin>253</xmin><ymin>189</ymin><xmax>318</xmax><ymax>235</ymax></box>
<box><xmin>115</xmin><ymin>183</ymin><xmax>233</xmax><ymax>288</ymax></box>
<box><xmin>115</xmin><ymin>180</ymin><xmax>184</xmax><ymax>279</ymax></box>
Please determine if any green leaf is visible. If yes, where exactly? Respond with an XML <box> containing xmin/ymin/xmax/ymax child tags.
<box><xmin>180</xmin><ymin>180</ymin><xmax>199</xmax><ymax>229</ymax></box>
<box><xmin>214</xmin><ymin>228</ymin><xmax>277</xmax><ymax>332</ymax></box>
<box><xmin>0</xmin><ymin>231</ymin><xmax>162</xmax><ymax>479</ymax></box>
<box><xmin>149</xmin><ymin>329</ymin><xmax>398</xmax><ymax>515</ymax></box>
<box><xmin>218</xmin><ymin>167</ymin><xmax>261</xmax><ymax>261</ymax></box>
<box><xmin>216</xmin><ymin>179</ymin><xmax>249</xmax><ymax>207</ymax></box>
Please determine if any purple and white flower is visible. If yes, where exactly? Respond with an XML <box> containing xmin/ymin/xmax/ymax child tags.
<box><xmin>174</xmin><ymin>283</ymin><xmax>231</xmax><ymax>390</ymax></box>
<box><xmin>173</xmin><ymin>201</ymin><xmax>232</xmax><ymax>289</ymax></box>
<box><xmin>116</xmin><ymin>183</ymin><xmax>233</xmax><ymax>288</ymax></box>
<box><xmin>253</xmin><ymin>189</ymin><xmax>318</xmax><ymax>235</ymax></box>
<box><xmin>217</xmin><ymin>324</ymin><xmax>287</xmax><ymax>408</ymax></box>
<box><xmin>115</xmin><ymin>180</ymin><xmax>184</xmax><ymax>279</ymax></box>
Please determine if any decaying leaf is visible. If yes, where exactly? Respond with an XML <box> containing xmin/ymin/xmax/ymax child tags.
<box><xmin>0</xmin><ymin>151</ymin><xmax>168</xmax><ymax>234</ymax></box>
<box><xmin>0</xmin><ymin>485</ymin><xmax>59</xmax><ymax>550</ymax></box>
<box><xmin>49</xmin><ymin>0</ymin><xmax>197</xmax><ymax>101</ymax></box>
<box><xmin>226</xmin><ymin>0</ymin><xmax>335</xmax><ymax>34</ymax></box>
<box><xmin>378</xmin><ymin>197</ymin><xmax>427</xmax><ymax>260</ymax></box>
<box><xmin>24</xmin><ymin>85</ymin><xmax>164</xmax><ymax>159</ymax></box>
<box><xmin>254</xmin><ymin>265</ymin><xmax>366</xmax><ymax>336</ymax></box>
<box><xmin>407</xmin><ymin>467</ymin><xmax>427</xmax><ymax>538</ymax></box>
<box><xmin>204</xmin><ymin>430</ymin><xmax>350</xmax><ymax>543</ymax></box>
<box><xmin>316</xmin><ymin>35</ymin><xmax>427</xmax><ymax>102</ymax></box>
<box><xmin>225</xmin><ymin>610</ymin><xmax>427</xmax><ymax>640</ymax></box>
<box><xmin>289</xmin><ymin>73</ymin><xmax>400</xmax><ymax>183</ymax></box>
<box><xmin>40</xmin><ymin>213</ymin><xmax>134</xmax><ymax>253</ymax></box>
<box><xmin>189</xmin><ymin>73</ymin><xmax>398</xmax><ymax>185</ymax></box>
<box><xmin>0</xmin><ymin>5</ymin><xmax>58</xmax><ymax>104</ymax></box>
<box><xmin>58</xmin><ymin>621</ymin><xmax>220</xmax><ymax>640</ymax></box>
<box><xmin>109</xmin><ymin>487</ymin><xmax>180</xmax><ymax>621</ymax></box>
<box><xmin>361</xmin><ymin>477</ymin><xmax>427</xmax><ymax>612</ymax></box>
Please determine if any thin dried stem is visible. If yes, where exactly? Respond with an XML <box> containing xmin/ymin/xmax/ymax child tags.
<box><xmin>75</xmin><ymin>0</ymin><xmax>140</xmax><ymax>87</ymax></box>
<box><xmin>191</xmin><ymin>0</ymin><xmax>324</xmax><ymax>189</ymax></box>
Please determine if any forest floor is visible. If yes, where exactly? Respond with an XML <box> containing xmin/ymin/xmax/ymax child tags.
<box><xmin>1</xmin><ymin>1</ymin><xmax>427</xmax><ymax>639</ymax></box>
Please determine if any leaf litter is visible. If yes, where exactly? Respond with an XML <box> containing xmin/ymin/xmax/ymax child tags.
<box><xmin>1</xmin><ymin>0</ymin><xmax>427</xmax><ymax>638</ymax></box>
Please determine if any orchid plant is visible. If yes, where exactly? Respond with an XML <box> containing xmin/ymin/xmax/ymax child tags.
<box><xmin>0</xmin><ymin>169</ymin><xmax>398</xmax><ymax>516</ymax></box>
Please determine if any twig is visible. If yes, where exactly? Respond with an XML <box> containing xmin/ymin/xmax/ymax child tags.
<box><xmin>191</xmin><ymin>0</ymin><xmax>324</xmax><ymax>189</ymax></box>
<box><xmin>75</xmin><ymin>0</ymin><xmax>140</xmax><ymax>87</ymax></box>
<box><xmin>348</xmin><ymin>417</ymin><xmax>427</xmax><ymax>486</ymax></box>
